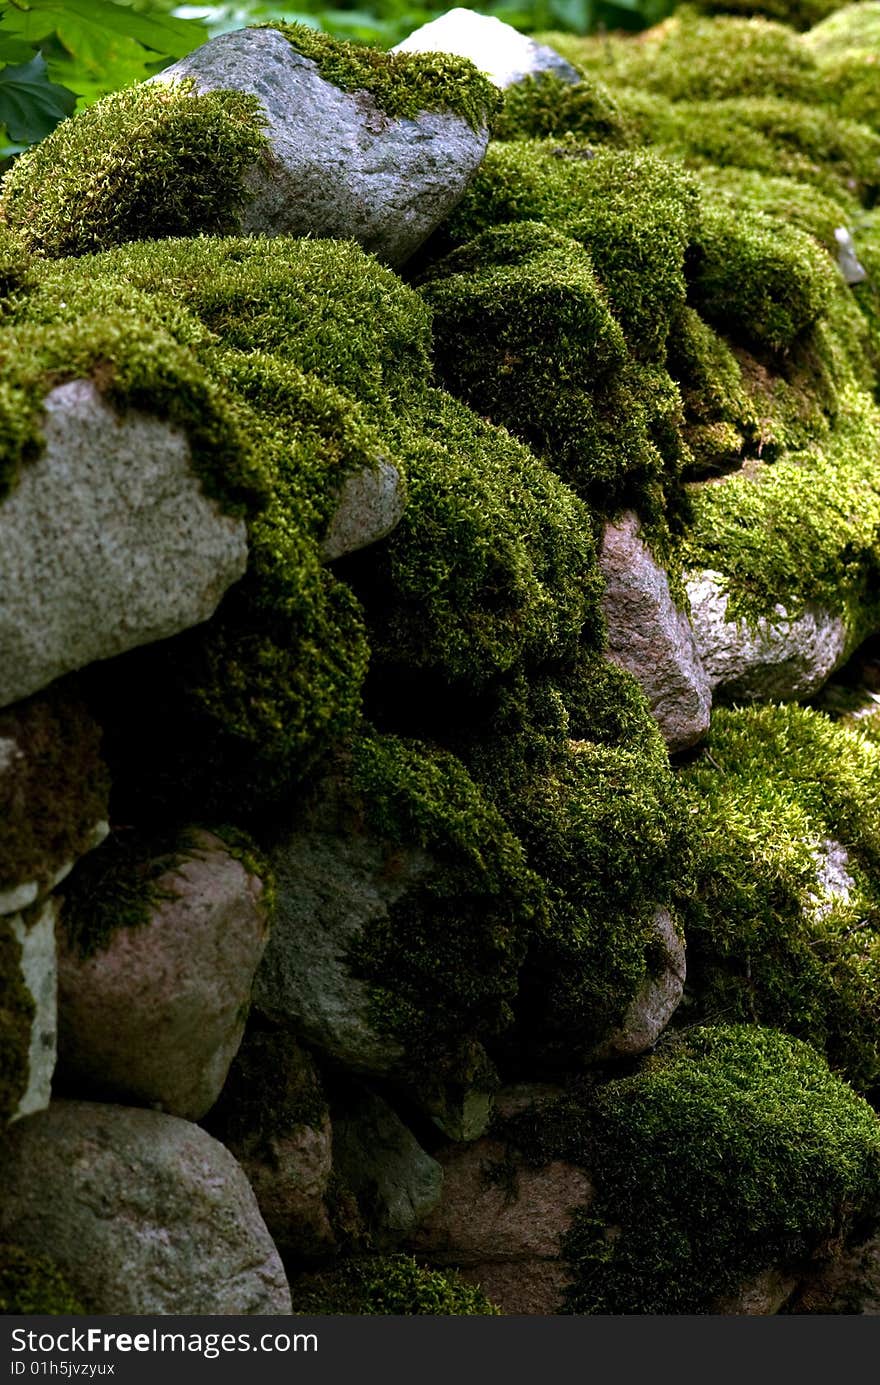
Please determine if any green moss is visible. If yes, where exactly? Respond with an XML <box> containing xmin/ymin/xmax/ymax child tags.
<box><xmin>343</xmin><ymin>731</ymin><xmax>542</xmax><ymax>1082</ymax></box>
<box><xmin>0</xmin><ymin>1245</ymin><xmax>84</xmax><ymax>1315</ymax></box>
<box><xmin>343</xmin><ymin>388</ymin><xmax>602</xmax><ymax>707</ymax></box>
<box><xmin>679</xmin><ymin>704</ymin><xmax>880</xmax><ymax>1089</ymax></box>
<box><xmin>666</xmin><ymin>305</ymin><xmax>758</xmax><ymax>473</ymax></box>
<box><xmin>690</xmin><ymin>0</ymin><xmax>851</xmax><ymax>26</ymax></box>
<box><xmin>268</xmin><ymin>22</ymin><xmax>499</xmax><ymax>132</ymax></box>
<box><xmin>208</xmin><ymin>824</ymin><xmax>277</xmax><ymax>923</ymax></box>
<box><xmin>689</xmin><ymin>202</ymin><xmax>836</xmax><ymax>355</ymax></box>
<box><xmin>291</xmin><ymin>1254</ymin><xmax>499</xmax><ymax>1315</ymax></box>
<box><xmin>493</xmin><ymin>72</ymin><xmax>630</xmax><ymax>145</ymax></box>
<box><xmin>0</xmin><ymin>81</ymin><xmax>268</xmax><ymax>258</ymax></box>
<box><xmin>453</xmin><ymin>656</ymin><xmax>695</xmax><ymax>1063</ymax></box>
<box><xmin>803</xmin><ymin>2</ymin><xmax>880</xmax><ymax>58</ymax></box>
<box><xmin>434</xmin><ymin>143</ymin><xmax>700</xmax><ymax>364</ymax></box>
<box><xmin>205</xmin><ymin>1023</ymin><xmax>327</xmax><ymax>1153</ymax></box>
<box><xmin>681</xmin><ymin>387</ymin><xmax>880</xmax><ymax>629</ymax></box>
<box><xmin>0</xmin><ymin>923</ymin><xmax>33</xmax><ymax>1124</ymax></box>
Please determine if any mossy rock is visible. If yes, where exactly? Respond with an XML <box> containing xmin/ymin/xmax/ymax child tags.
<box><xmin>0</xmin><ymin>81</ymin><xmax>268</xmax><ymax>258</ymax></box>
<box><xmin>497</xmin><ymin>1025</ymin><xmax>880</xmax><ymax>1313</ymax></box>
<box><xmin>493</xmin><ymin>71</ymin><xmax>631</xmax><ymax>144</ymax></box>
<box><xmin>290</xmin><ymin>1254</ymin><xmax>499</xmax><ymax>1315</ymax></box>
<box><xmin>0</xmin><ymin>1244</ymin><xmax>84</xmax><ymax>1315</ymax></box>
<box><xmin>679</xmin><ymin>703</ymin><xmax>880</xmax><ymax>1089</ymax></box>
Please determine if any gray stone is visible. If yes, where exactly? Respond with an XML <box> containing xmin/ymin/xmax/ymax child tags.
<box><xmin>0</xmin><ymin>380</ymin><xmax>247</xmax><ymax>709</ymax></box>
<box><xmin>0</xmin><ymin>1101</ymin><xmax>291</xmax><ymax>1314</ymax></box>
<box><xmin>155</xmin><ymin>27</ymin><xmax>489</xmax><ymax>267</ymax></box>
<box><xmin>597</xmin><ymin>907</ymin><xmax>686</xmax><ymax>1058</ymax></box>
<box><xmin>686</xmin><ymin>568</ymin><xmax>848</xmax><ymax>701</ymax></box>
<box><xmin>835</xmin><ymin>226</ymin><xmax>868</xmax><ymax>286</ymax></box>
<box><xmin>5</xmin><ymin>902</ymin><xmax>57</xmax><ymax>1124</ymax></box>
<box><xmin>714</xmin><ymin>1267</ymin><xmax>798</xmax><ymax>1315</ymax></box>
<box><xmin>333</xmin><ymin>1085</ymin><xmax>443</xmax><ymax>1240</ymax></box>
<box><xmin>600</xmin><ymin>512</ymin><xmax>711</xmax><ymax>752</ymax></box>
<box><xmin>254</xmin><ymin>829</ymin><xmax>429</xmax><ymax>1076</ymax></box>
<box><xmin>57</xmin><ymin>831</ymin><xmax>270</xmax><ymax>1120</ymax></box>
<box><xmin>394</xmin><ymin>9</ymin><xmax>580</xmax><ymax>89</ymax></box>
<box><xmin>809</xmin><ymin>838</ymin><xmax>855</xmax><ymax>920</ymax></box>
<box><xmin>321</xmin><ymin>461</ymin><xmax>406</xmax><ymax>562</ymax></box>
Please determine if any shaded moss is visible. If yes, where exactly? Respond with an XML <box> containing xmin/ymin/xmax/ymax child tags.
<box><xmin>268</xmin><ymin>22</ymin><xmax>499</xmax><ymax>132</ymax></box>
<box><xmin>681</xmin><ymin>387</ymin><xmax>880</xmax><ymax>629</ymax></box>
<box><xmin>0</xmin><ymin>923</ymin><xmax>32</xmax><ymax>1124</ymax></box>
<box><xmin>342</xmin><ymin>388</ymin><xmax>603</xmax><ymax>704</ymax></box>
<box><xmin>666</xmin><ymin>305</ymin><xmax>758</xmax><ymax>474</ymax></box>
<box><xmin>0</xmin><ymin>1244</ymin><xmax>84</xmax><ymax>1315</ymax></box>
<box><xmin>291</xmin><ymin>1254</ymin><xmax>499</xmax><ymax>1315</ymax></box>
<box><xmin>204</xmin><ymin>1022</ymin><xmax>327</xmax><ymax>1154</ymax></box>
<box><xmin>0</xmin><ymin>688</ymin><xmax>109</xmax><ymax>897</ymax></box>
<box><xmin>0</xmin><ymin>81</ymin><xmax>268</xmax><ymax>258</ymax></box>
<box><xmin>679</xmin><ymin>704</ymin><xmax>880</xmax><ymax>1089</ymax></box>
<box><xmin>58</xmin><ymin>827</ymin><xmax>191</xmax><ymax>959</ymax></box>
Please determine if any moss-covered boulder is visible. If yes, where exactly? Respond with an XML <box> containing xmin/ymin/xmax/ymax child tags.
<box><xmin>680</xmin><ymin>703</ymin><xmax>880</xmax><ymax>1089</ymax></box>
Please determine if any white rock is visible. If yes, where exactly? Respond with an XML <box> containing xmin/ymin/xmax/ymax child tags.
<box><xmin>6</xmin><ymin>901</ymin><xmax>57</xmax><ymax>1123</ymax></box>
<box><xmin>0</xmin><ymin>1101</ymin><xmax>292</xmax><ymax>1314</ymax></box>
<box><xmin>686</xmin><ymin>569</ymin><xmax>848</xmax><ymax>701</ymax></box>
<box><xmin>0</xmin><ymin>380</ymin><xmax>247</xmax><ymax>709</ymax></box>
<box><xmin>155</xmin><ymin>27</ymin><xmax>490</xmax><ymax>267</ymax></box>
<box><xmin>393</xmin><ymin>9</ymin><xmax>580</xmax><ymax>90</ymax></box>
<box><xmin>809</xmin><ymin>837</ymin><xmax>855</xmax><ymax>920</ymax></box>
<box><xmin>600</xmin><ymin>513</ymin><xmax>711</xmax><ymax>752</ymax></box>
<box><xmin>598</xmin><ymin>907</ymin><xmax>686</xmax><ymax>1058</ymax></box>
<box><xmin>835</xmin><ymin>226</ymin><xmax>868</xmax><ymax>286</ymax></box>
<box><xmin>322</xmin><ymin>461</ymin><xmax>406</xmax><ymax>562</ymax></box>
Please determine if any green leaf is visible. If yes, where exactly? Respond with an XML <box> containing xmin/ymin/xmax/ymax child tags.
<box><xmin>0</xmin><ymin>51</ymin><xmax>75</xmax><ymax>142</ymax></box>
<box><xmin>0</xmin><ymin>0</ymin><xmax>204</xmax><ymax>60</ymax></box>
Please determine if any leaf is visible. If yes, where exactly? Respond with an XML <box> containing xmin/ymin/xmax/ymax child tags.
<box><xmin>0</xmin><ymin>0</ymin><xmax>204</xmax><ymax>60</ymax></box>
<box><xmin>0</xmin><ymin>51</ymin><xmax>75</xmax><ymax>142</ymax></box>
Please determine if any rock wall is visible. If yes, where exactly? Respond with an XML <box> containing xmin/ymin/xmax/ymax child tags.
<box><xmin>2</xmin><ymin>3</ymin><xmax>880</xmax><ymax>1316</ymax></box>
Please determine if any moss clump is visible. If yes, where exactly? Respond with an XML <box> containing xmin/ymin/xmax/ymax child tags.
<box><xmin>497</xmin><ymin>1024</ymin><xmax>880</xmax><ymax>1311</ymax></box>
<box><xmin>291</xmin><ymin>1254</ymin><xmax>499</xmax><ymax>1315</ymax></box>
<box><xmin>679</xmin><ymin>704</ymin><xmax>880</xmax><ymax>1089</ymax></box>
<box><xmin>205</xmin><ymin>1022</ymin><xmax>327</xmax><ymax>1156</ymax></box>
<box><xmin>493</xmin><ymin>72</ymin><xmax>630</xmax><ymax>145</ymax></box>
<box><xmin>342</xmin><ymin>388</ymin><xmax>602</xmax><ymax>706</ymax></box>
<box><xmin>0</xmin><ymin>81</ymin><xmax>267</xmax><ymax>258</ymax></box>
<box><xmin>342</xmin><ymin>731</ymin><xmax>541</xmax><ymax>1082</ymax></box>
<box><xmin>58</xmin><ymin>827</ymin><xmax>190</xmax><ymax>959</ymax></box>
<box><xmin>0</xmin><ymin>1245</ymin><xmax>84</xmax><ymax>1315</ymax></box>
<box><xmin>0</xmin><ymin>689</ymin><xmax>109</xmax><ymax>898</ymax></box>
<box><xmin>268</xmin><ymin>22</ymin><xmax>499</xmax><ymax>132</ymax></box>
<box><xmin>0</xmin><ymin>923</ymin><xmax>33</xmax><ymax>1124</ymax></box>
<box><xmin>690</xmin><ymin>203</ymin><xmax>836</xmax><ymax>355</ymax></box>
<box><xmin>665</xmin><ymin>305</ymin><xmax>758</xmax><ymax>474</ymax></box>
<box><xmin>803</xmin><ymin>1</ymin><xmax>880</xmax><ymax>57</ymax></box>
<box><xmin>437</xmin><ymin>143</ymin><xmax>699</xmax><ymax>366</ymax></box>
<box><xmin>454</xmin><ymin>657</ymin><xmax>694</xmax><ymax>1063</ymax></box>
<box><xmin>681</xmin><ymin>387</ymin><xmax>880</xmax><ymax>629</ymax></box>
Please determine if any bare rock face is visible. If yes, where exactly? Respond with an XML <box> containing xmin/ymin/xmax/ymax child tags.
<box><xmin>56</xmin><ymin>831</ymin><xmax>270</xmax><ymax>1121</ymax></box>
<box><xmin>2</xmin><ymin>902</ymin><xmax>57</xmax><ymax>1126</ymax></box>
<box><xmin>596</xmin><ymin>907</ymin><xmax>686</xmax><ymax>1058</ymax></box>
<box><xmin>0</xmin><ymin>1101</ymin><xmax>291</xmax><ymax>1314</ymax></box>
<box><xmin>321</xmin><ymin>461</ymin><xmax>406</xmax><ymax>562</ymax></box>
<box><xmin>0</xmin><ymin>380</ymin><xmax>247</xmax><ymax>710</ymax></box>
<box><xmin>600</xmin><ymin>513</ymin><xmax>711</xmax><ymax>752</ymax></box>
<box><xmin>790</xmin><ymin>1235</ymin><xmax>880</xmax><ymax>1314</ymax></box>
<box><xmin>714</xmin><ymin>1267</ymin><xmax>798</xmax><ymax>1315</ymax></box>
<box><xmin>686</xmin><ymin>569</ymin><xmax>848</xmax><ymax>701</ymax></box>
<box><xmin>394</xmin><ymin>9</ymin><xmax>581</xmax><ymax>89</ymax></box>
<box><xmin>333</xmin><ymin>1085</ymin><xmax>443</xmax><ymax>1242</ymax></box>
<box><xmin>155</xmin><ymin>27</ymin><xmax>490</xmax><ymax>267</ymax></box>
<box><xmin>411</xmin><ymin>1122</ymin><xmax>593</xmax><ymax>1314</ymax></box>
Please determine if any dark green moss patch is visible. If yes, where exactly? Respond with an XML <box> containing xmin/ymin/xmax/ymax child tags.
<box><xmin>0</xmin><ymin>1245</ymin><xmax>83</xmax><ymax>1315</ymax></box>
<box><xmin>267</xmin><ymin>22</ymin><xmax>499</xmax><ymax>132</ymax></box>
<box><xmin>290</xmin><ymin>1253</ymin><xmax>499</xmax><ymax>1315</ymax></box>
<box><xmin>679</xmin><ymin>704</ymin><xmax>880</xmax><ymax>1089</ymax></box>
<box><xmin>0</xmin><ymin>81</ymin><xmax>268</xmax><ymax>258</ymax></box>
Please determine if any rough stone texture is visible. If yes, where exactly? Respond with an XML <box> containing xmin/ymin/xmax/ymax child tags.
<box><xmin>56</xmin><ymin>831</ymin><xmax>270</xmax><ymax>1121</ymax></box>
<box><xmin>686</xmin><ymin>568</ymin><xmax>849</xmax><ymax>701</ymax></box>
<box><xmin>714</xmin><ymin>1267</ymin><xmax>798</xmax><ymax>1315</ymax></box>
<box><xmin>597</xmin><ymin>906</ymin><xmax>686</xmax><ymax>1058</ymax></box>
<box><xmin>836</xmin><ymin>226</ymin><xmax>868</xmax><ymax>285</ymax></box>
<box><xmin>333</xmin><ymin>1085</ymin><xmax>443</xmax><ymax>1241</ymax></box>
<box><xmin>156</xmin><ymin>27</ymin><xmax>489</xmax><ymax>267</ymax></box>
<box><xmin>0</xmin><ymin>1101</ymin><xmax>291</xmax><ymax>1314</ymax></box>
<box><xmin>254</xmin><ymin>828</ymin><xmax>430</xmax><ymax>1076</ymax></box>
<box><xmin>600</xmin><ymin>513</ymin><xmax>711</xmax><ymax>753</ymax></box>
<box><xmin>411</xmin><ymin>1128</ymin><xmax>593</xmax><ymax>1314</ymax></box>
<box><xmin>0</xmin><ymin>821</ymin><xmax>108</xmax><ymax>919</ymax></box>
<box><xmin>321</xmin><ymin>461</ymin><xmax>406</xmax><ymax>562</ymax></box>
<box><xmin>6</xmin><ymin>902</ymin><xmax>57</xmax><ymax>1123</ymax></box>
<box><xmin>810</xmin><ymin>838</ymin><xmax>855</xmax><ymax>920</ymax></box>
<box><xmin>394</xmin><ymin>9</ymin><xmax>581</xmax><ymax>89</ymax></box>
<box><xmin>790</xmin><ymin>1236</ymin><xmax>880</xmax><ymax>1314</ymax></box>
<box><xmin>0</xmin><ymin>380</ymin><xmax>247</xmax><ymax>710</ymax></box>
<box><xmin>210</xmin><ymin>1030</ymin><xmax>335</xmax><ymax>1259</ymax></box>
